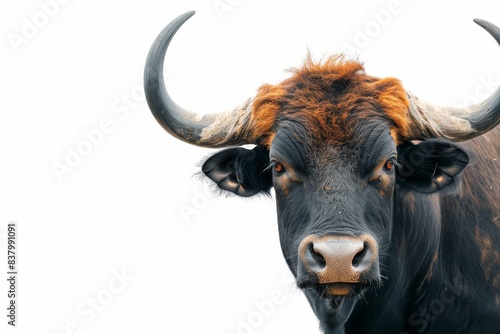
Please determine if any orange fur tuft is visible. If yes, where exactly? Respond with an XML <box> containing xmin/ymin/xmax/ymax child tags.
<box><xmin>250</xmin><ymin>55</ymin><xmax>410</xmax><ymax>147</ymax></box>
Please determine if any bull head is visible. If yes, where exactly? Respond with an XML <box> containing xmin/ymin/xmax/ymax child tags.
<box><xmin>144</xmin><ymin>11</ymin><xmax>500</xmax><ymax>332</ymax></box>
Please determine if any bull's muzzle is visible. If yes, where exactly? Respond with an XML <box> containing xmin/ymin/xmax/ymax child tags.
<box><xmin>298</xmin><ymin>234</ymin><xmax>380</xmax><ymax>296</ymax></box>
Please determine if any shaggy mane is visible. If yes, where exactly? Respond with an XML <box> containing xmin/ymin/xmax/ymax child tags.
<box><xmin>250</xmin><ymin>54</ymin><xmax>410</xmax><ymax>148</ymax></box>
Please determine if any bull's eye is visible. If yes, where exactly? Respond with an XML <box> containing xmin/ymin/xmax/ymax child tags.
<box><xmin>273</xmin><ymin>162</ymin><xmax>286</xmax><ymax>175</ymax></box>
<box><xmin>383</xmin><ymin>159</ymin><xmax>395</xmax><ymax>172</ymax></box>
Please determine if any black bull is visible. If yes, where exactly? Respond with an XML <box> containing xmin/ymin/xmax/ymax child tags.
<box><xmin>144</xmin><ymin>11</ymin><xmax>500</xmax><ymax>333</ymax></box>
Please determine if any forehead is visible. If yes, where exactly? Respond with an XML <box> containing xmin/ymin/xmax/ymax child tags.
<box><xmin>270</xmin><ymin>120</ymin><xmax>396</xmax><ymax>162</ymax></box>
<box><xmin>250</xmin><ymin>55</ymin><xmax>410</xmax><ymax>148</ymax></box>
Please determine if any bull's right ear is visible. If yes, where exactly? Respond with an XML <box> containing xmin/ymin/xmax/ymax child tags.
<box><xmin>201</xmin><ymin>146</ymin><xmax>272</xmax><ymax>197</ymax></box>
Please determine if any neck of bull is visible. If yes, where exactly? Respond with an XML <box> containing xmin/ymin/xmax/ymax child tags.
<box><xmin>391</xmin><ymin>190</ymin><xmax>442</xmax><ymax>293</ymax></box>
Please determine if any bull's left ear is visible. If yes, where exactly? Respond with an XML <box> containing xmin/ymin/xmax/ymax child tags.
<box><xmin>202</xmin><ymin>145</ymin><xmax>272</xmax><ymax>197</ymax></box>
<box><xmin>396</xmin><ymin>139</ymin><xmax>470</xmax><ymax>193</ymax></box>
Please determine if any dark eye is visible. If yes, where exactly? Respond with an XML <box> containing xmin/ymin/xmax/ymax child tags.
<box><xmin>383</xmin><ymin>159</ymin><xmax>395</xmax><ymax>172</ymax></box>
<box><xmin>274</xmin><ymin>162</ymin><xmax>286</xmax><ymax>175</ymax></box>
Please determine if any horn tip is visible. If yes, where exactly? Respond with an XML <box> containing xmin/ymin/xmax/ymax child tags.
<box><xmin>473</xmin><ymin>18</ymin><xmax>494</xmax><ymax>31</ymax></box>
<box><xmin>473</xmin><ymin>18</ymin><xmax>486</xmax><ymax>26</ymax></box>
<box><xmin>472</xmin><ymin>18</ymin><xmax>500</xmax><ymax>46</ymax></box>
<box><xmin>175</xmin><ymin>10</ymin><xmax>196</xmax><ymax>22</ymax></box>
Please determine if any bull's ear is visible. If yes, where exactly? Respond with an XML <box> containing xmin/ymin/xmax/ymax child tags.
<box><xmin>396</xmin><ymin>139</ymin><xmax>470</xmax><ymax>193</ymax></box>
<box><xmin>202</xmin><ymin>146</ymin><xmax>272</xmax><ymax>197</ymax></box>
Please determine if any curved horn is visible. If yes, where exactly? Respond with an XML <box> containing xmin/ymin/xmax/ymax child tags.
<box><xmin>144</xmin><ymin>11</ymin><xmax>256</xmax><ymax>147</ymax></box>
<box><xmin>407</xmin><ymin>18</ymin><xmax>500</xmax><ymax>141</ymax></box>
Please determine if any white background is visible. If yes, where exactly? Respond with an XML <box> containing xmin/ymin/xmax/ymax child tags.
<box><xmin>0</xmin><ymin>0</ymin><xmax>498</xmax><ymax>333</ymax></box>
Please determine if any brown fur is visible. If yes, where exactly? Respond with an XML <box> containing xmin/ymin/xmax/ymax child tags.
<box><xmin>250</xmin><ymin>55</ymin><xmax>410</xmax><ymax>148</ymax></box>
<box><xmin>474</xmin><ymin>225</ymin><xmax>500</xmax><ymax>290</ymax></box>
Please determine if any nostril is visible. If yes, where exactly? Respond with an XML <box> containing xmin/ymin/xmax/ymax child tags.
<box><xmin>309</xmin><ymin>242</ymin><xmax>327</xmax><ymax>269</ymax></box>
<box><xmin>352</xmin><ymin>242</ymin><xmax>368</xmax><ymax>268</ymax></box>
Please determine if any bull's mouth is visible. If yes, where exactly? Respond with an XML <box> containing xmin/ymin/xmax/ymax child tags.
<box><xmin>298</xmin><ymin>281</ymin><xmax>374</xmax><ymax>299</ymax></box>
<box><xmin>324</xmin><ymin>283</ymin><xmax>360</xmax><ymax>296</ymax></box>
<box><xmin>300</xmin><ymin>282</ymin><xmax>371</xmax><ymax>313</ymax></box>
